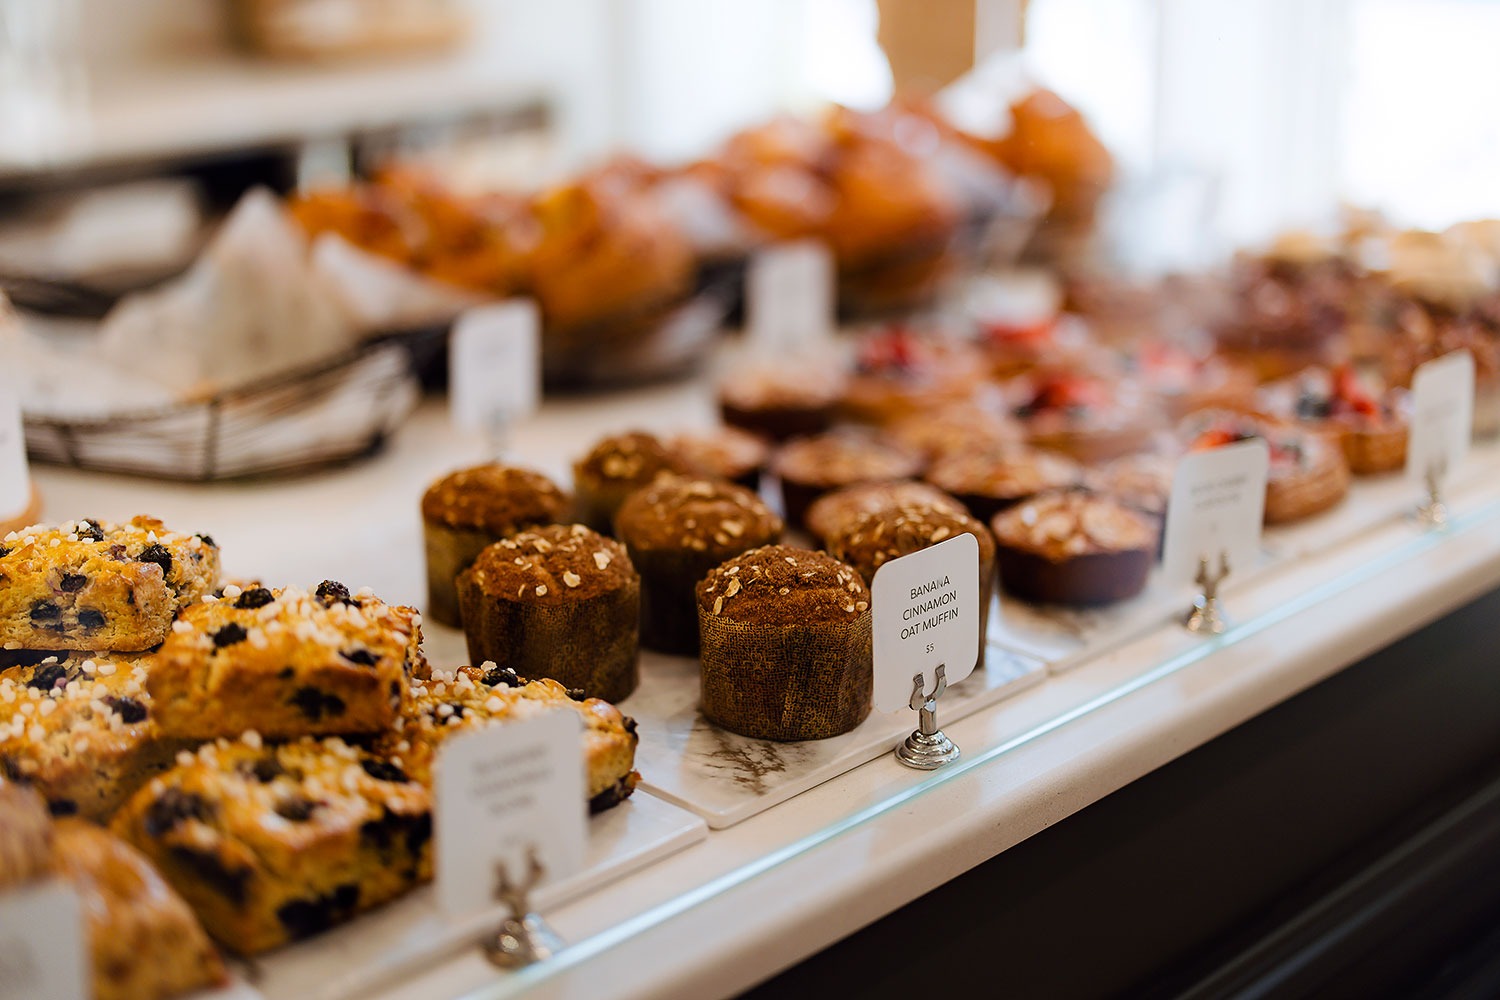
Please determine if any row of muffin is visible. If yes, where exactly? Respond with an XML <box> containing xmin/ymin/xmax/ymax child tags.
<box><xmin>0</xmin><ymin>516</ymin><xmax>641</xmax><ymax>992</ymax></box>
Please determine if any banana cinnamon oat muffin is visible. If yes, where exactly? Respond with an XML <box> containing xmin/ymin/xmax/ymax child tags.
<box><xmin>421</xmin><ymin>464</ymin><xmax>571</xmax><ymax>627</ymax></box>
<box><xmin>924</xmin><ymin>442</ymin><xmax>1081</xmax><ymax>524</ymax></box>
<box><xmin>457</xmin><ymin>525</ymin><xmax>640</xmax><ymax>702</ymax></box>
<box><xmin>616</xmin><ymin>476</ymin><xmax>782</xmax><ymax>655</ymax></box>
<box><xmin>667</xmin><ymin>426</ymin><xmax>772</xmax><ymax>492</ymax></box>
<box><xmin>829</xmin><ymin>503</ymin><xmax>997</xmax><ymax>668</ymax></box>
<box><xmin>771</xmin><ymin>429</ymin><xmax>924</xmax><ymax>531</ymax></box>
<box><xmin>990</xmin><ymin>490</ymin><xmax>1156</xmax><ymax>606</ymax></box>
<box><xmin>572</xmin><ymin>432</ymin><xmax>688</xmax><ymax>535</ymax></box>
<box><xmin>696</xmin><ymin>545</ymin><xmax>872</xmax><ymax>741</ymax></box>
<box><xmin>804</xmin><ymin>480</ymin><xmax>967</xmax><ymax>547</ymax></box>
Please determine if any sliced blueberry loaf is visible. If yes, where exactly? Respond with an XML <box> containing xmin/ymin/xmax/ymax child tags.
<box><xmin>0</xmin><ymin>517</ymin><xmax>220</xmax><ymax>652</ymax></box>
<box><xmin>147</xmin><ymin>581</ymin><xmax>425</xmax><ymax>741</ymax></box>
<box><xmin>111</xmin><ymin>734</ymin><xmax>432</xmax><ymax>955</ymax></box>
<box><xmin>0</xmin><ymin>653</ymin><xmax>189</xmax><ymax>820</ymax></box>
<box><xmin>372</xmin><ymin>664</ymin><xmax>640</xmax><ymax>813</ymax></box>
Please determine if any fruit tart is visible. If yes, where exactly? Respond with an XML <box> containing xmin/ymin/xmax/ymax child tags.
<box><xmin>1260</xmin><ymin>366</ymin><xmax>1409</xmax><ymax>474</ymax></box>
<box><xmin>1182</xmin><ymin>411</ymin><xmax>1350</xmax><ymax>524</ymax></box>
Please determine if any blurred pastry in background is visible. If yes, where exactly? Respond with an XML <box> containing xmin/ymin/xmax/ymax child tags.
<box><xmin>1009</xmin><ymin>369</ymin><xmax>1164</xmax><ymax>464</ymax></box>
<box><xmin>667</xmin><ymin>426</ymin><xmax>772</xmax><ymax>492</ymax></box>
<box><xmin>840</xmin><ymin>326</ymin><xmax>987</xmax><ymax>425</ymax></box>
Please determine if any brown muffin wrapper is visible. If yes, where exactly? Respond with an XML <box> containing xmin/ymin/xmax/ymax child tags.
<box><xmin>629</xmin><ymin>547</ymin><xmax>741</xmax><ymax>656</ymax></box>
<box><xmin>778</xmin><ymin>477</ymin><xmax>830</xmax><ymax>532</ymax></box>
<box><xmin>698</xmin><ymin>611</ymin><xmax>873</xmax><ymax>741</ymax></box>
<box><xmin>1340</xmin><ymin>425</ymin><xmax>1408</xmax><ymax>475</ymax></box>
<box><xmin>995</xmin><ymin>545</ymin><xmax>1151</xmax><ymax>607</ymax></box>
<box><xmin>1264</xmin><ymin>456</ymin><xmax>1350</xmax><ymax>524</ymax></box>
<box><xmin>458</xmin><ymin>575</ymin><xmax>641</xmax><ymax>703</ymax></box>
<box><xmin>423</xmin><ymin>522</ymin><xmax>500</xmax><ymax>627</ymax></box>
<box><xmin>720</xmin><ymin>402</ymin><xmax>836</xmax><ymax>443</ymax></box>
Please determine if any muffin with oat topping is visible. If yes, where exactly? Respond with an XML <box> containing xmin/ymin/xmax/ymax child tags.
<box><xmin>771</xmin><ymin>428</ymin><xmax>924</xmax><ymax>531</ymax></box>
<box><xmin>924</xmin><ymin>442</ymin><xmax>1082</xmax><ymax>524</ymax></box>
<box><xmin>421</xmin><ymin>464</ymin><xmax>571</xmax><ymax>627</ymax></box>
<box><xmin>990</xmin><ymin>490</ymin><xmax>1156</xmax><ymax>606</ymax></box>
<box><xmin>828</xmin><ymin>503</ymin><xmax>996</xmax><ymax>668</ymax></box>
<box><xmin>456</xmin><ymin>525</ymin><xmax>640</xmax><ymax>701</ymax></box>
<box><xmin>666</xmin><ymin>426</ymin><xmax>772</xmax><ymax>492</ymax></box>
<box><xmin>616</xmin><ymin>476</ymin><xmax>782</xmax><ymax>655</ymax></box>
<box><xmin>572</xmin><ymin>432</ymin><xmax>689</xmax><ymax>535</ymax></box>
<box><xmin>804</xmin><ymin>480</ymin><xmax>967</xmax><ymax>548</ymax></box>
<box><xmin>696</xmin><ymin>545</ymin><xmax>872</xmax><ymax>741</ymax></box>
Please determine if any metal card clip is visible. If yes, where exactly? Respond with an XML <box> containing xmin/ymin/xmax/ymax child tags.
<box><xmin>1184</xmin><ymin>550</ymin><xmax>1230</xmax><ymax>635</ymax></box>
<box><xmin>481</xmin><ymin>848</ymin><xmax>564</xmax><ymax>970</ymax></box>
<box><xmin>1416</xmin><ymin>457</ymin><xmax>1449</xmax><ymax>529</ymax></box>
<box><xmin>895</xmin><ymin>664</ymin><xmax>960</xmax><ymax>770</ymax></box>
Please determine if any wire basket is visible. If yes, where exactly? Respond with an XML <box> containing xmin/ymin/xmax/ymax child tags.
<box><xmin>23</xmin><ymin>338</ymin><xmax>427</xmax><ymax>481</ymax></box>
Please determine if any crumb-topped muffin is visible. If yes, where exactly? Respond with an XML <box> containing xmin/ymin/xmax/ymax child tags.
<box><xmin>572</xmin><ymin>432</ymin><xmax>688</xmax><ymax>535</ymax></box>
<box><xmin>829</xmin><ymin>502</ymin><xmax>997</xmax><ymax>668</ymax></box>
<box><xmin>804</xmin><ymin>480</ymin><xmax>968</xmax><ymax>546</ymax></box>
<box><xmin>616</xmin><ymin>476</ymin><xmax>783</xmax><ymax>654</ymax></box>
<box><xmin>372</xmin><ymin>665</ymin><xmax>640</xmax><ymax>812</ymax></box>
<box><xmin>421</xmin><ymin>464</ymin><xmax>571</xmax><ymax>627</ymax></box>
<box><xmin>772</xmin><ymin>428</ymin><xmax>925</xmax><ymax>530</ymax></box>
<box><xmin>696</xmin><ymin>545</ymin><xmax>872</xmax><ymax>741</ymax></box>
<box><xmin>924</xmin><ymin>443</ymin><xmax>1082</xmax><ymax>524</ymax></box>
<box><xmin>1</xmin><ymin>653</ymin><xmax>187</xmax><ymax>820</ymax></box>
<box><xmin>51</xmin><ymin>819</ymin><xmax>228</xmax><ymax>1000</ymax></box>
<box><xmin>457</xmin><ymin>525</ymin><xmax>640</xmax><ymax>702</ymax></box>
<box><xmin>991</xmin><ymin>490</ymin><xmax>1156</xmax><ymax>606</ymax></box>
<box><xmin>718</xmin><ymin>366</ymin><xmax>845</xmax><ymax>442</ymax></box>
<box><xmin>0</xmin><ymin>516</ymin><xmax>220</xmax><ymax>652</ymax></box>
<box><xmin>667</xmin><ymin>426</ymin><xmax>772</xmax><ymax>492</ymax></box>
<box><xmin>112</xmin><ymin>735</ymin><xmax>432</xmax><ymax>956</ymax></box>
<box><xmin>147</xmin><ymin>582</ymin><xmax>425</xmax><ymax>741</ymax></box>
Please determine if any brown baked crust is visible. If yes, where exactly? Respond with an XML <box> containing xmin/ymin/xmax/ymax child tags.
<box><xmin>804</xmin><ymin>480</ymin><xmax>967</xmax><ymax>545</ymax></box>
<box><xmin>882</xmin><ymin>400</ymin><xmax>1022</xmax><ymax>460</ymax></box>
<box><xmin>371</xmin><ymin>666</ymin><xmax>638</xmax><ymax>805</ymax></box>
<box><xmin>1</xmin><ymin>654</ymin><xmax>188</xmax><ymax>820</ymax></box>
<box><xmin>0</xmin><ymin>778</ymin><xmax>52</xmax><ymax>888</ymax></box>
<box><xmin>616</xmin><ymin>477</ymin><xmax>782</xmax><ymax>654</ymax></box>
<box><xmin>924</xmin><ymin>444</ymin><xmax>1081</xmax><ymax>523</ymax></box>
<box><xmin>457</xmin><ymin>526</ymin><xmax>640</xmax><ymax>701</ymax></box>
<box><xmin>667</xmin><ymin>427</ymin><xmax>772</xmax><ymax>490</ymax></box>
<box><xmin>111</xmin><ymin>735</ymin><xmax>431</xmax><ymax>956</ymax></box>
<box><xmin>147</xmin><ymin>583</ymin><xmax>424</xmax><ymax>741</ymax></box>
<box><xmin>51</xmin><ymin>819</ymin><xmax>227</xmax><ymax>1000</ymax></box>
<box><xmin>696</xmin><ymin>546</ymin><xmax>872</xmax><ymax>741</ymax></box>
<box><xmin>420</xmin><ymin>465</ymin><xmax>571</xmax><ymax>534</ymax></box>
<box><xmin>0</xmin><ymin>517</ymin><xmax>220</xmax><ymax>653</ymax></box>
<box><xmin>990</xmin><ymin>491</ymin><xmax>1155</xmax><ymax>606</ymax></box>
<box><xmin>572</xmin><ymin>432</ymin><xmax>688</xmax><ymax>534</ymax></box>
<box><xmin>421</xmin><ymin>465</ymin><xmax>571</xmax><ymax>628</ymax></box>
<box><xmin>772</xmin><ymin>429</ymin><xmax>924</xmax><ymax>528</ymax></box>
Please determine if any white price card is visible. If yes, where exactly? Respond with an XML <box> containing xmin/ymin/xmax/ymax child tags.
<box><xmin>434</xmin><ymin>710</ymin><xmax>587</xmax><ymax>918</ymax></box>
<box><xmin>1162</xmin><ymin>439</ymin><xmax>1270</xmax><ymax>589</ymax></box>
<box><xmin>870</xmin><ymin>533</ymin><xmax>981</xmax><ymax>713</ymax></box>
<box><xmin>0</xmin><ymin>385</ymin><xmax>29</xmax><ymax>521</ymax></box>
<box><xmin>449</xmin><ymin>299</ymin><xmax>542</xmax><ymax>435</ymax></box>
<box><xmin>746</xmin><ymin>240</ymin><xmax>834</xmax><ymax>354</ymax></box>
<box><xmin>1406</xmin><ymin>349</ymin><xmax>1474</xmax><ymax>486</ymax></box>
<box><xmin>0</xmin><ymin>881</ymin><xmax>87</xmax><ymax>1000</ymax></box>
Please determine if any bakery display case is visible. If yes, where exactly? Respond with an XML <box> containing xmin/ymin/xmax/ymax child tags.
<box><xmin>4</xmin><ymin>2</ymin><xmax>1500</xmax><ymax>999</ymax></box>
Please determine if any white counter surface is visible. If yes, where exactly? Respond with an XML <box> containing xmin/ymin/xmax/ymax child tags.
<box><xmin>29</xmin><ymin>385</ymin><xmax>1500</xmax><ymax>1000</ymax></box>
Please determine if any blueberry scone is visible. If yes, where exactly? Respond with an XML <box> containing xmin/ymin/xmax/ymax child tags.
<box><xmin>147</xmin><ymin>581</ymin><xmax>425</xmax><ymax>741</ymax></box>
<box><xmin>0</xmin><ymin>653</ymin><xmax>189</xmax><ymax>820</ymax></box>
<box><xmin>51</xmin><ymin>819</ymin><xmax>227</xmax><ymax>1000</ymax></box>
<box><xmin>111</xmin><ymin>735</ymin><xmax>432</xmax><ymax>955</ymax></box>
<box><xmin>372</xmin><ymin>664</ymin><xmax>640</xmax><ymax>813</ymax></box>
<box><xmin>0</xmin><ymin>517</ymin><xmax>220</xmax><ymax>652</ymax></box>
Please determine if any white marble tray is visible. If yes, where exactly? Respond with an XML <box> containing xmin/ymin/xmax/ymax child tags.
<box><xmin>220</xmin><ymin>792</ymin><xmax>705</xmax><ymax>1000</ymax></box>
<box><xmin>622</xmin><ymin>644</ymin><xmax>1045</xmax><ymax>829</ymax></box>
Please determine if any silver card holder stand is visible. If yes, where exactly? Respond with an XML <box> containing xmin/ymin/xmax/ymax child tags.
<box><xmin>481</xmin><ymin>849</ymin><xmax>565</xmax><ymax>970</ymax></box>
<box><xmin>1416</xmin><ymin>458</ymin><xmax>1449</xmax><ymax>530</ymax></box>
<box><xmin>1184</xmin><ymin>551</ymin><xmax>1231</xmax><ymax>635</ymax></box>
<box><xmin>895</xmin><ymin>664</ymin><xmax>961</xmax><ymax>770</ymax></box>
